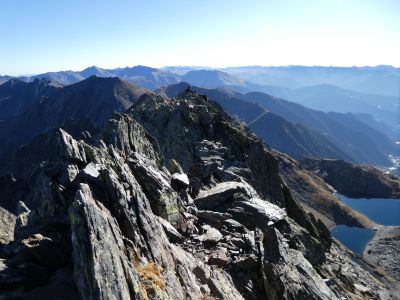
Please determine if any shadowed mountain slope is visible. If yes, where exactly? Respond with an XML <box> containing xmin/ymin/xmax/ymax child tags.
<box><xmin>248</xmin><ymin>112</ymin><xmax>352</xmax><ymax>161</ymax></box>
<box><xmin>302</xmin><ymin>158</ymin><xmax>400</xmax><ymax>199</ymax></box>
<box><xmin>241</xmin><ymin>91</ymin><xmax>396</xmax><ymax>166</ymax></box>
<box><xmin>0</xmin><ymin>76</ymin><xmax>149</xmax><ymax>167</ymax></box>
<box><xmin>1</xmin><ymin>65</ymin><xmax>181</xmax><ymax>90</ymax></box>
<box><xmin>1</xmin><ymin>87</ymin><xmax>398</xmax><ymax>299</ymax></box>
<box><xmin>0</xmin><ymin>78</ymin><xmax>61</xmax><ymax>121</ymax></box>
<box><xmin>160</xmin><ymin>83</ymin><xmax>395</xmax><ymax>165</ymax></box>
<box><xmin>226</xmin><ymin>83</ymin><xmax>398</xmax><ymax>130</ymax></box>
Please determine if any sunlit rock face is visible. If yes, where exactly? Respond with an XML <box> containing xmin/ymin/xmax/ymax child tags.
<box><xmin>0</xmin><ymin>90</ymin><xmax>398</xmax><ymax>299</ymax></box>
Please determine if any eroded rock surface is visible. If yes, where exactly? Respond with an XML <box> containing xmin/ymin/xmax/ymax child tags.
<box><xmin>0</xmin><ymin>90</ymin><xmax>398</xmax><ymax>299</ymax></box>
<box><xmin>364</xmin><ymin>226</ymin><xmax>400</xmax><ymax>282</ymax></box>
<box><xmin>0</xmin><ymin>207</ymin><xmax>16</xmax><ymax>245</ymax></box>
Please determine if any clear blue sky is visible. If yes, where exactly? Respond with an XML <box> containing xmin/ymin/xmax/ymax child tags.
<box><xmin>1</xmin><ymin>0</ymin><xmax>399</xmax><ymax>75</ymax></box>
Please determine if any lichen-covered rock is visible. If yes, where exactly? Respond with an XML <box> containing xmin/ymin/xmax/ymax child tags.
<box><xmin>260</xmin><ymin>227</ymin><xmax>338</xmax><ymax>300</ymax></box>
<box><xmin>0</xmin><ymin>207</ymin><xmax>16</xmax><ymax>245</ymax></box>
<box><xmin>0</xmin><ymin>90</ymin><xmax>398</xmax><ymax>299</ymax></box>
<box><xmin>128</xmin><ymin>152</ymin><xmax>180</xmax><ymax>224</ymax></box>
<box><xmin>70</xmin><ymin>183</ymin><xmax>142</xmax><ymax>300</ymax></box>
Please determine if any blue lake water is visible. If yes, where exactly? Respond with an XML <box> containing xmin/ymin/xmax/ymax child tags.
<box><xmin>336</xmin><ymin>194</ymin><xmax>400</xmax><ymax>226</ymax></box>
<box><xmin>330</xmin><ymin>194</ymin><xmax>400</xmax><ymax>254</ymax></box>
<box><xmin>330</xmin><ymin>225</ymin><xmax>375</xmax><ymax>255</ymax></box>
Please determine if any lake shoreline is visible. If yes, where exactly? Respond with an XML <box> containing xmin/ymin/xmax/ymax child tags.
<box><xmin>330</xmin><ymin>225</ymin><xmax>376</xmax><ymax>255</ymax></box>
<box><xmin>364</xmin><ymin>226</ymin><xmax>400</xmax><ymax>282</ymax></box>
<box><xmin>330</xmin><ymin>193</ymin><xmax>400</xmax><ymax>262</ymax></box>
<box><xmin>336</xmin><ymin>193</ymin><xmax>400</xmax><ymax>226</ymax></box>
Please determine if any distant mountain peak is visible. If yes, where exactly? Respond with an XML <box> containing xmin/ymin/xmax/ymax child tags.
<box><xmin>32</xmin><ymin>77</ymin><xmax>53</xmax><ymax>85</ymax></box>
<box><xmin>4</xmin><ymin>78</ymin><xmax>25</xmax><ymax>86</ymax></box>
<box><xmin>74</xmin><ymin>75</ymin><xmax>128</xmax><ymax>87</ymax></box>
<box><xmin>182</xmin><ymin>69</ymin><xmax>245</xmax><ymax>88</ymax></box>
<box><xmin>79</xmin><ymin>66</ymin><xmax>113</xmax><ymax>78</ymax></box>
<box><xmin>131</xmin><ymin>65</ymin><xmax>157</xmax><ymax>71</ymax></box>
<box><xmin>115</xmin><ymin>65</ymin><xmax>158</xmax><ymax>77</ymax></box>
<box><xmin>87</xmin><ymin>65</ymin><xmax>101</xmax><ymax>69</ymax></box>
<box><xmin>81</xmin><ymin>65</ymin><xmax>103</xmax><ymax>73</ymax></box>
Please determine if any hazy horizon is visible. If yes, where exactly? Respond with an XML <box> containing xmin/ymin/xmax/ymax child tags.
<box><xmin>1</xmin><ymin>0</ymin><xmax>399</xmax><ymax>75</ymax></box>
<box><xmin>3</xmin><ymin>64</ymin><xmax>400</xmax><ymax>77</ymax></box>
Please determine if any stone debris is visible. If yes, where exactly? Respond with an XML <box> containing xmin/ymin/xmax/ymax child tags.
<box><xmin>195</xmin><ymin>181</ymin><xmax>258</xmax><ymax>209</ymax></box>
<box><xmin>0</xmin><ymin>90</ymin><xmax>398</xmax><ymax>299</ymax></box>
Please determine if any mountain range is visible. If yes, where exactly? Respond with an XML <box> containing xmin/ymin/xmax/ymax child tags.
<box><xmin>220</xmin><ymin>65</ymin><xmax>400</xmax><ymax>97</ymax></box>
<box><xmin>3</xmin><ymin>65</ymin><xmax>399</xmax><ymax>97</ymax></box>
<box><xmin>0</xmin><ymin>65</ymin><xmax>179</xmax><ymax>90</ymax></box>
<box><xmin>159</xmin><ymin>83</ymin><xmax>396</xmax><ymax>166</ymax></box>
<box><xmin>0</xmin><ymin>75</ymin><xmax>378</xmax><ymax>228</ymax></box>
<box><xmin>240</xmin><ymin>91</ymin><xmax>397</xmax><ymax>165</ymax></box>
<box><xmin>0</xmin><ymin>76</ymin><xmax>148</xmax><ymax>167</ymax></box>
<box><xmin>169</xmin><ymin>69</ymin><xmax>399</xmax><ymax>136</ymax></box>
<box><xmin>0</xmin><ymin>69</ymin><xmax>399</xmax><ymax>298</ymax></box>
<box><xmin>0</xmin><ymin>75</ymin><xmax>396</xmax><ymax>172</ymax></box>
<box><xmin>1</xmin><ymin>87</ymin><xmax>398</xmax><ymax>298</ymax></box>
<box><xmin>2</xmin><ymin>65</ymin><xmax>397</xmax><ymax>138</ymax></box>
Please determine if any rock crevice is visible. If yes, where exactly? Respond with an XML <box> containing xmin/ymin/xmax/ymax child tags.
<box><xmin>0</xmin><ymin>91</ymin><xmax>398</xmax><ymax>299</ymax></box>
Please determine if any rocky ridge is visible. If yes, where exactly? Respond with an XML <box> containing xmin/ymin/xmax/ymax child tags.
<box><xmin>159</xmin><ymin>83</ymin><xmax>376</xmax><ymax>229</ymax></box>
<box><xmin>302</xmin><ymin>158</ymin><xmax>400</xmax><ymax>199</ymax></box>
<box><xmin>0</xmin><ymin>90</ymin><xmax>398</xmax><ymax>299</ymax></box>
<box><xmin>0</xmin><ymin>76</ymin><xmax>149</xmax><ymax>168</ymax></box>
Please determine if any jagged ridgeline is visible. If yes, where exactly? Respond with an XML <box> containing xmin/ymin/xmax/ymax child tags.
<box><xmin>0</xmin><ymin>89</ymin><xmax>398</xmax><ymax>299</ymax></box>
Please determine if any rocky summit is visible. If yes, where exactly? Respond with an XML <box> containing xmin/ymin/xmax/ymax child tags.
<box><xmin>0</xmin><ymin>89</ymin><xmax>399</xmax><ymax>299</ymax></box>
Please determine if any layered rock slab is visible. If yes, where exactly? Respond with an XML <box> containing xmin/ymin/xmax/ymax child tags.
<box><xmin>0</xmin><ymin>90</ymin><xmax>398</xmax><ymax>299</ymax></box>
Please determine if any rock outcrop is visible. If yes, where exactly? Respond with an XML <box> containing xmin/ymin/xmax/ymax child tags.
<box><xmin>0</xmin><ymin>90</ymin><xmax>398</xmax><ymax>299</ymax></box>
<box><xmin>278</xmin><ymin>155</ymin><xmax>376</xmax><ymax>229</ymax></box>
<box><xmin>364</xmin><ymin>226</ymin><xmax>400</xmax><ymax>282</ymax></box>
<box><xmin>303</xmin><ymin>158</ymin><xmax>400</xmax><ymax>198</ymax></box>
<box><xmin>0</xmin><ymin>76</ymin><xmax>149</xmax><ymax>169</ymax></box>
<box><xmin>159</xmin><ymin>84</ymin><xmax>380</xmax><ymax>229</ymax></box>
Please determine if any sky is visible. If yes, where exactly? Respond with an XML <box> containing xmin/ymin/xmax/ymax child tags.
<box><xmin>0</xmin><ymin>0</ymin><xmax>399</xmax><ymax>75</ymax></box>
